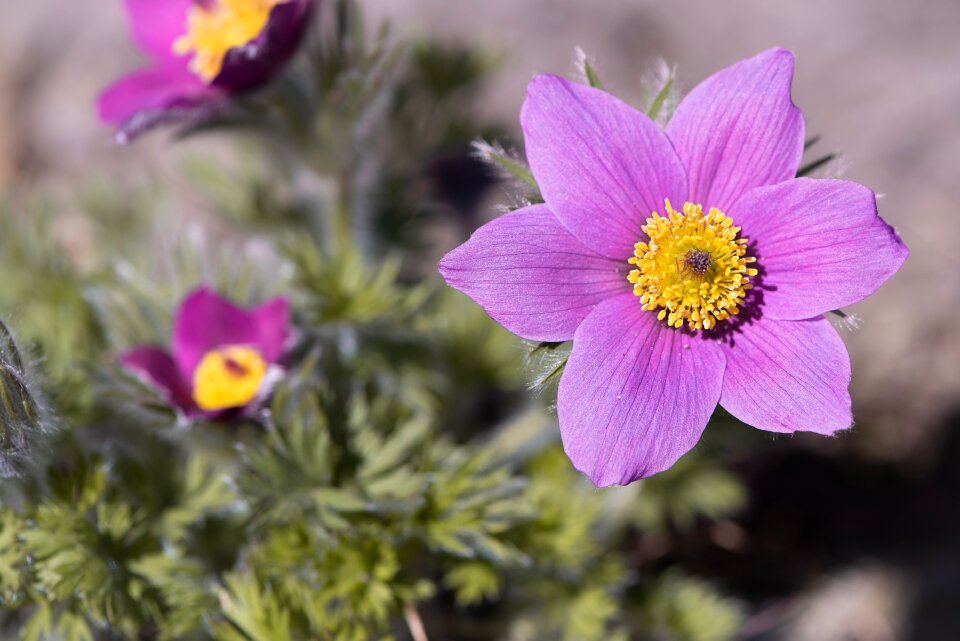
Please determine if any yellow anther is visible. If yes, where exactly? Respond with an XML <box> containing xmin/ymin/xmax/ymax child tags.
<box><xmin>192</xmin><ymin>345</ymin><xmax>268</xmax><ymax>411</ymax></box>
<box><xmin>173</xmin><ymin>0</ymin><xmax>283</xmax><ymax>83</ymax></box>
<box><xmin>628</xmin><ymin>199</ymin><xmax>757</xmax><ymax>332</ymax></box>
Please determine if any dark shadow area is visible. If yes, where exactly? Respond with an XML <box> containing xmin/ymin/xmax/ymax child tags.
<box><xmin>637</xmin><ymin>406</ymin><xmax>960</xmax><ymax>639</ymax></box>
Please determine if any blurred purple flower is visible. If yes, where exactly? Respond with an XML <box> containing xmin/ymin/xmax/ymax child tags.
<box><xmin>98</xmin><ymin>0</ymin><xmax>313</xmax><ymax>143</ymax></box>
<box><xmin>121</xmin><ymin>287</ymin><xmax>289</xmax><ymax>418</ymax></box>
<box><xmin>439</xmin><ymin>48</ymin><xmax>908</xmax><ymax>487</ymax></box>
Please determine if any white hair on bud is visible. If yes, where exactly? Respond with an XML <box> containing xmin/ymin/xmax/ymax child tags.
<box><xmin>573</xmin><ymin>47</ymin><xmax>593</xmax><ymax>83</ymax></box>
<box><xmin>831</xmin><ymin>310</ymin><xmax>864</xmax><ymax>331</ymax></box>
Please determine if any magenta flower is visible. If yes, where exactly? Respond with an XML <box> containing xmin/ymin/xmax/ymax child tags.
<box><xmin>439</xmin><ymin>49</ymin><xmax>908</xmax><ymax>486</ymax></box>
<box><xmin>120</xmin><ymin>287</ymin><xmax>290</xmax><ymax>418</ymax></box>
<box><xmin>98</xmin><ymin>0</ymin><xmax>313</xmax><ymax>142</ymax></box>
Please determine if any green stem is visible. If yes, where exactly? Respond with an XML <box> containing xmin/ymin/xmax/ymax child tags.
<box><xmin>329</xmin><ymin>171</ymin><xmax>354</xmax><ymax>255</ymax></box>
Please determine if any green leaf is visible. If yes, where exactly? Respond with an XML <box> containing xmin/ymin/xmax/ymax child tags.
<box><xmin>160</xmin><ymin>455</ymin><xmax>237</xmax><ymax>542</ymax></box>
<box><xmin>21</xmin><ymin>598</ymin><xmax>54</xmax><ymax>641</ymax></box>
<box><xmin>575</xmin><ymin>47</ymin><xmax>604</xmax><ymax>89</ymax></box>
<box><xmin>358</xmin><ymin>418</ymin><xmax>431</xmax><ymax>481</ymax></box>
<box><xmin>640</xmin><ymin>571</ymin><xmax>743</xmax><ymax>641</ymax></box>
<box><xmin>565</xmin><ymin>586</ymin><xmax>619</xmax><ymax>641</ymax></box>
<box><xmin>216</xmin><ymin>573</ymin><xmax>293</xmax><ymax>641</ymax></box>
<box><xmin>646</xmin><ymin>75</ymin><xmax>673</xmax><ymax>121</ymax></box>
<box><xmin>444</xmin><ymin>561</ymin><xmax>502</xmax><ymax>606</ymax></box>
<box><xmin>132</xmin><ymin>556</ymin><xmax>210</xmax><ymax>640</ymax></box>
<box><xmin>0</xmin><ymin>508</ymin><xmax>25</xmax><ymax>603</ymax></box>
<box><xmin>313</xmin><ymin>488</ymin><xmax>371</xmax><ymax>513</ymax></box>
<box><xmin>472</xmin><ymin>140</ymin><xmax>539</xmax><ymax>191</ymax></box>
<box><xmin>21</xmin><ymin>599</ymin><xmax>95</xmax><ymax>641</ymax></box>
<box><xmin>797</xmin><ymin>152</ymin><xmax>838</xmax><ymax>177</ymax></box>
<box><xmin>633</xmin><ymin>456</ymin><xmax>746</xmax><ymax>532</ymax></box>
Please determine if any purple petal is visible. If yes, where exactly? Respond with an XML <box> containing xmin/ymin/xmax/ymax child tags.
<box><xmin>520</xmin><ymin>75</ymin><xmax>687</xmax><ymax>259</ymax></box>
<box><xmin>120</xmin><ymin>345</ymin><xmax>197</xmax><ymax>412</ymax></box>
<box><xmin>729</xmin><ymin>178</ymin><xmax>908</xmax><ymax>320</ymax></box>
<box><xmin>254</xmin><ymin>297</ymin><xmax>290</xmax><ymax>363</ymax></box>
<box><xmin>439</xmin><ymin>204</ymin><xmax>628</xmax><ymax>342</ymax></box>
<box><xmin>558</xmin><ymin>294</ymin><xmax>725</xmax><ymax>486</ymax></box>
<box><xmin>124</xmin><ymin>0</ymin><xmax>193</xmax><ymax>63</ymax></box>
<box><xmin>97</xmin><ymin>66</ymin><xmax>220</xmax><ymax>136</ymax></box>
<box><xmin>172</xmin><ymin>288</ymin><xmax>263</xmax><ymax>382</ymax></box>
<box><xmin>666</xmin><ymin>48</ymin><xmax>804</xmax><ymax>211</ymax></box>
<box><xmin>719</xmin><ymin>316</ymin><xmax>851</xmax><ymax>434</ymax></box>
<box><xmin>213</xmin><ymin>0</ymin><xmax>313</xmax><ymax>92</ymax></box>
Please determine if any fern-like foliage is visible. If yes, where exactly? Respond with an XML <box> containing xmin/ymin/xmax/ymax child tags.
<box><xmin>0</xmin><ymin>3</ymin><xmax>750</xmax><ymax>641</ymax></box>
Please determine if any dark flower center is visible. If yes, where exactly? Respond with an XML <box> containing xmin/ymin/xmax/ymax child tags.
<box><xmin>684</xmin><ymin>249</ymin><xmax>713</xmax><ymax>275</ymax></box>
<box><xmin>223</xmin><ymin>357</ymin><xmax>250</xmax><ymax>377</ymax></box>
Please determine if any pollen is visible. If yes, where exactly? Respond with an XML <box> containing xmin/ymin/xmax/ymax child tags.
<box><xmin>627</xmin><ymin>199</ymin><xmax>758</xmax><ymax>332</ymax></box>
<box><xmin>192</xmin><ymin>345</ymin><xmax>268</xmax><ymax>411</ymax></box>
<box><xmin>173</xmin><ymin>0</ymin><xmax>284</xmax><ymax>83</ymax></box>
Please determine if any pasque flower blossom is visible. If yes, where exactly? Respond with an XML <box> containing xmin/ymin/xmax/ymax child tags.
<box><xmin>121</xmin><ymin>287</ymin><xmax>289</xmax><ymax>417</ymax></box>
<box><xmin>439</xmin><ymin>49</ymin><xmax>908</xmax><ymax>486</ymax></box>
<box><xmin>98</xmin><ymin>0</ymin><xmax>313</xmax><ymax>142</ymax></box>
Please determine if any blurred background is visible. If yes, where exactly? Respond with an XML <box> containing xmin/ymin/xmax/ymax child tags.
<box><xmin>1</xmin><ymin>0</ymin><xmax>959</xmax><ymax>639</ymax></box>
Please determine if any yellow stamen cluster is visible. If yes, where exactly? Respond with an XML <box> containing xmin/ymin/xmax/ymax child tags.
<box><xmin>192</xmin><ymin>345</ymin><xmax>268</xmax><ymax>411</ymax></box>
<box><xmin>628</xmin><ymin>199</ymin><xmax>758</xmax><ymax>331</ymax></box>
<box><xmin>173</xmin><ymin>0</ymin><xmax>284</xmax><ymax>83</ymax></box>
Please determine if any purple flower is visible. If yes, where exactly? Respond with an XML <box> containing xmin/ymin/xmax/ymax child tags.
<box><xmin>120</xmin><ymin>287</ymin><xmax>290</xmax><ymax>418</ymax></box>
<box><xmin>439</xmin><ymin>49</ymin><xmax>908</xmax><ymax>487</ymax></box>
<box><xmin>98</xmin><ymin>0</ymin><xmax>313</xmax><ymax>142</ymax></box>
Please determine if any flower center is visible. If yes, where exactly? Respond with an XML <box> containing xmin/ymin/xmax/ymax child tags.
<box><xmin>192</xmin><ymin>345</ymin><xmax>268</xmax><ymax>411</ymax></box>
<box><xmin>627</xmin><ymin>199</ymin><xmax>758</xmax><ymax>331</ymax></box>
<box><xmin>173</xmin><ymin>0</ymin><xmax>283</xmax><ymax>83</ymax></box>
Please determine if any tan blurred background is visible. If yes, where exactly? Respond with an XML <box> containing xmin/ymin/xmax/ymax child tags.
<box><xmin>1</xmin><ymin>0</ymin><xmax>958</xmax><ymax>464</ymax></box>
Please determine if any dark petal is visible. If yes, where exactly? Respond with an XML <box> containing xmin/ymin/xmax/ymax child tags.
<box><xmin>97</xmin><ymin>63</ymin><xmax>213</xmax><ymax>124</ymax></box>
<box><xmin>172</xmin><ymin>287</ymin><xmax>263</xmax><ymax>383</ymax></box>
<box><xmin>253</xmin><ymin>298</ymin><xmax>290</xmax><ymax>363</ymax></box>
<box><xmin>96</xmin><ymin>63</ymin><xmax>225</xmax><ymax>143</ymax></box>
<box><xmin>112</xmin><ymin>97</ymin><xmax>230</xmax><ymax>144</ymax></box>
<box><xmin>120</xmin><ymin>345</ymin><xmax>197</xmax><ymax>412</ymax></box>
<box><xmin>212</xmin><ymin>0</ymin><xmax>313</xmax><ymax>92</ymax></box>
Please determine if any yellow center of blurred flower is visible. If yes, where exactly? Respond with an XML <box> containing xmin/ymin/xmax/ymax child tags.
<box><xmin>173</xmin><ymin>0</ymin><xmax>284</xmax><ymax>83</ymax></box>
<box><xmin>192</xmin><ymin>345</ymin><xmax>268</xmax><ymax>411</ymax></box>
<box><xmin>628</xmin><ymin>199</ymin><xmax>758</xmax><ymax>331</ymax></box>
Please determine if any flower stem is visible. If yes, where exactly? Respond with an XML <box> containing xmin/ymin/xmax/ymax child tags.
<box><xmin>404</xmin><ymin>604</ymin><xmax>429</xmax><ymax>641</ymax></box>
